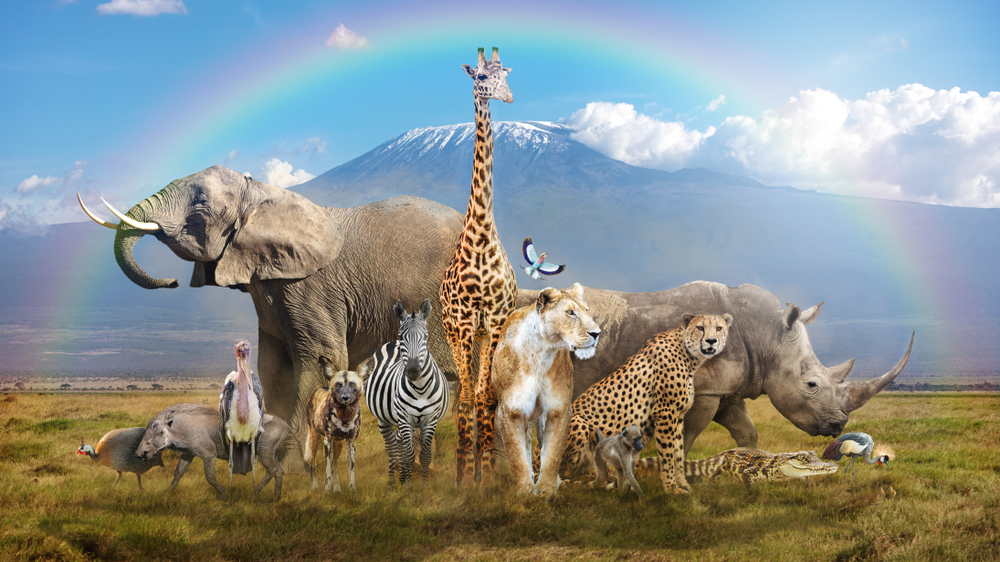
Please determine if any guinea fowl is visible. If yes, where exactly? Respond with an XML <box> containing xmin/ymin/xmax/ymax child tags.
<box><xmin>77</xmin><ymin>427</ymin><xmax>164</xmax><ymax>489</ymax></box>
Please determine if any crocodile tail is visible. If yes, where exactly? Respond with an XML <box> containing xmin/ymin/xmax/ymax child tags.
<box><xmin>685</xmin><ymin>452</ymin><xmax>726</xmax><ymax>478</ymax></box>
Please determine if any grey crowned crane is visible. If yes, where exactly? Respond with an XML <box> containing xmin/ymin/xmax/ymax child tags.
<box><xmin>219</xmin><ymin>340</ymin><xmax>264</xmax><ymax>502</ymax></box>
<box><xmin>822</xmin><ymin>432</ymin><xmax>895</xmax><ymax>476</ymax></box>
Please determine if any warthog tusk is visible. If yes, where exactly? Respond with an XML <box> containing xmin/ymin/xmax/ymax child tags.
<box><xmin>77</xmin><ymin>193</ymin><xmax>118</xmax><ymax>230</ymax></box>
<box><xmin>102</xmin><ymin>198</ymin><xmax>160</xmax><ymax>232</ymax></box>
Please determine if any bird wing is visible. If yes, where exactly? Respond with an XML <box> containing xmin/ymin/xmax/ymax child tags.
<box><xmin>821</xmin><ymin>440</ymin><xmax>844</xmax><ymax>461</ymax></box>
<box><xmin>537</xmin><ymin>263</ymin><xmax>565</xmax><ymax>275</ymax></box>
<box><xmin>219</xmin><ymin>372</ymin><xmax>236</xmax><ymax>441</ymax></box>
<box><xmin>251</xmin><ymin>369</ymin><xmax>265</xmax><ymax>433</ymax></box>
<box><xmin>839</xmin><ymin>439</ymin><xmax>866</xmax><ymax>456</ymax></box>
<box><xmin>522</xmin><ymin>237</ymin><xmax>538</xmax><ymax>264</ymax></box>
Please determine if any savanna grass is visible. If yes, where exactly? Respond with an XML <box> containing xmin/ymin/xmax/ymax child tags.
<box><xmin>1</xmin><ymin>391</ymin><xmax>998</xmax><ymax>561</ymax></box>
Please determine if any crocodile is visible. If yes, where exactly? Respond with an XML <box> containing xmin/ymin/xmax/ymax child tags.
<box><xmin>638</xmin><ymin>447</ymin><xmax>838</xmax><ymax>488</ymax></box>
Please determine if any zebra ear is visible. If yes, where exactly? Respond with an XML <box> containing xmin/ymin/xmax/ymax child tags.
<box><xmin>418</xmin><ymin>298</ymin><xmax>433</xmax><ymax>321</ymax></box>
<box><xmin>393</xmin><ymin>300</ymin><xmax>407</xmax><ymax>321</ymax></box>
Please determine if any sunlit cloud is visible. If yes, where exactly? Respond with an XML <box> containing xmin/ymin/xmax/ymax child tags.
<box><xmin>325</xmin><ymin>24</ymin><xmax>370</xmax><ymax>50</ymax></box>
<box><xmin>566</xmin><ymin>84</ymin><xmax>1000</xmax><ymax>208</ymax></box>
<box><xmin>261</xmin><ymin>159</ymin><xmax>315</xmax><ymax>188</ymax></box>
<box><xmin>16</xmin><ymin>175</ymin><xmax>59</xmax><ymax>194</ymax></box>
<box><xmin>96</xmin><ymin>0</ymin><xmax>188</xmax><ymax>16</ymax></box>
<box><xmin>707</xmin><ymin>95</ymin><xmax>726</xmax><ymax>112</ymax></box>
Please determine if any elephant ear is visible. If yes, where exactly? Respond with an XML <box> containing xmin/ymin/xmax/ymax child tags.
<box><xmin>214</xmin><ymin>193</ymin><xmax>343</xmax><ymax>286</ymax></box>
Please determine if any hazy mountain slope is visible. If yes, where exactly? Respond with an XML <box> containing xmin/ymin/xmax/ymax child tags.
<box><xmin>297</xmin><ymin>122</ymin><xmax>1000</xmax><ymax>376</ymax></box>
<box><xmin>2</xmin><ymin>121</ymin><xmax>997</xmax><ymax>379</ymax></box>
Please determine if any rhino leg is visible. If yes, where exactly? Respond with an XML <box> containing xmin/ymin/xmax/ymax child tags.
<box><xmin>682</xmin><ymin>395</ymin><xmax>721</xmax><ymax>454</ymax></box>
<box><xmin>713</xmin><ymin>399</ymin><xmax>758</xmax><ymax>449</ymax></box>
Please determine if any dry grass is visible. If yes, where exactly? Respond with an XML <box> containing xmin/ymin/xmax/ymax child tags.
<box><xmin>1</xmin><ymin>391</ymin><xmax>998</xmax><ymax>561</ymax></box>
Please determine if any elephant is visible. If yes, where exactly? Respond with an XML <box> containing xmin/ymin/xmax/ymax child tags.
<box><xmin>80</xmin><ymin>165</ymin><xmax>463</xmax><ymax>441</ymax></box>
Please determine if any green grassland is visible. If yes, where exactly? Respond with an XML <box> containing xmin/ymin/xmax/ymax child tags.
<box><xmin>1</xmin><ymin>391</ymin><xmax>998</xmax><ymax>561</ymax></box>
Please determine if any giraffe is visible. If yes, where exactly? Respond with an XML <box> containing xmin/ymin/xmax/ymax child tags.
<box><xmin>440</xmin><ymin>47</ymin><xmax>517</xmax><ymax>487</ymax></box>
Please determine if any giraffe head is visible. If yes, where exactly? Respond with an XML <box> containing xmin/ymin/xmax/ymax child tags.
<box><xmin>462</xmin><ymin>47</ymin><xmax>513</xmax><ymax>103</ymax></box>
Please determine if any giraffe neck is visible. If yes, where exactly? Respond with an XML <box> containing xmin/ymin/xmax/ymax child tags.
<box><xmin>466</xmin><ymin>94</ymin><xmax>495</xmax><ymax>225</ymax></box>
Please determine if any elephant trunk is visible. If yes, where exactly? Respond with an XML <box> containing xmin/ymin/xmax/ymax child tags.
<box><xmin>842</xmin><ymin>332</ymin><xmax>915</xmax><ymax>412</ymax></box>
<box><xmin>113</xmin><ymin>228</ymin><xmax>179</xmax><ymax>289</ymax></box>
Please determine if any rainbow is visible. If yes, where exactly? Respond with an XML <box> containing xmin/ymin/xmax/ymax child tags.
<box><xmin>48</xmin><ymin>4</ymin><xmax>986</xmax><ymax>381</ymax></box>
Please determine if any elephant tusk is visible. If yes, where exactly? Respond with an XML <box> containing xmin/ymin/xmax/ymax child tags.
<box><xmin>77</xmin><ymin>193</ymin><xmax>118</xmax><ymax>230</ymax></box>
<box><xmin>102</xmin><ymin>198</ymin><xmax>160</xmax><ymax>232</ymax></box>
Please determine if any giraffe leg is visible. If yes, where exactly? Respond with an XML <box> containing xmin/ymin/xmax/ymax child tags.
<box><xmin>448</xmin><ymin>321</ymin><xmax>477</xmax><ymax>488</ymax></box>
<box><xmin>475</xmin><ymin>328</ymin><xmax>501</xmax><ymax>487</ymax></box>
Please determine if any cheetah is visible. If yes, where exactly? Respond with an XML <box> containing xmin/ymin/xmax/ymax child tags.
<box><xmin>559</xmin><ymin>313</ymin><xmax>732</xmax><ymax>494</ymax></box>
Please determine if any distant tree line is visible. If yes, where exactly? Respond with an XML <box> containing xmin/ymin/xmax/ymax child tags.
<box><xmin>885</xmin><ymin>381</ymin><xmax>999</xmax><ymax>392</ymax></box>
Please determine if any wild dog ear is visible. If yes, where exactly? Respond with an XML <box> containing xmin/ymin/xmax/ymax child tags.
<box><xmin>682</xmin><ymin>313</ymin><xmax>696</xmax><ymax>327</ymax></box>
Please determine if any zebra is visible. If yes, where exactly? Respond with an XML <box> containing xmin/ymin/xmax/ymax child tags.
<box><xmin>365</xmin><ymin>298</ymin><xmax>451</xmax><ymax>487</ymax></box>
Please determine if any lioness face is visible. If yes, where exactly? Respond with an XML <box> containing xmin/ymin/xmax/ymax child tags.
<box><xmin>682</xmin><ymin>313</ymin><xmax>733</xmax><ymax>359</ymax></box>
<box><xmin>536</xmin><ymin>283</ymin><xmax>601</xmax><ymax>360</ymax></box>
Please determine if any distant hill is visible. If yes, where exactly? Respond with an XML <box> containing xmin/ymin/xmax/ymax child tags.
<box><xmin>2</xmin><ymin>121</ymin><xmax>998</xmax><ymax>380</ymax></box>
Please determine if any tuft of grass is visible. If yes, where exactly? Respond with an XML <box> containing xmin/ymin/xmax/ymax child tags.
<box><xmin>0</xmin><ymin>391</ymin><xmax>998</xmax><ymax>561</ymax></box>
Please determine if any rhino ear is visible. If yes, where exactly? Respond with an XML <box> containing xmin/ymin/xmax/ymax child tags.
<box><xmin>782</xmin><ymin>303</ymin><xmax>801</xmax><ymax>329</ymax></box>
<box><xmin>799</xmin><ymin>302</ymin><xmax>823</xmax><ymax>325</ymax></box>
<box><xmin>215</xmin><ymin>188</ymin><xmax>343</xmax><ymax>286</ymax></box>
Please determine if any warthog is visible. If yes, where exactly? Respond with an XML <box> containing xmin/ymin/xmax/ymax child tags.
<box><xmin>136</xmin><ymin>403</ymin><xmax>299</xmax><ymax>501</ymax></box>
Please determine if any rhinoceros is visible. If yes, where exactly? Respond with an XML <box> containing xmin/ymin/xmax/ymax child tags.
<box><xmin>515</xmin><ymin>281</ymin><xmax>913</xmax><ymax>452</ymax></box>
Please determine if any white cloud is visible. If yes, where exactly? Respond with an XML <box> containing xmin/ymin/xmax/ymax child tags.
<box><xmin>566</xmin><ymin>102</ymin><xmax>714</xmax><ymax>171</ymax></box>
<box><xmin>707</xmin><ymin>95</ymin><xmax>726</xmax><ymax>112</ymax></box>
<box><xmin>224</xmin><ymin>149</ymin><xmax>239</xmax><ymax>166</ymax></box>
<box><xmin>96</xmin><ymin>0</ymin><xmax>188</xmax><ymax>16</ymax></box>
<box><xmin>16</xmin><ymin>175</ymin><xmax>59</xmax><ymax>194</ymax></box>
<box><xmin>566</xmin><ymin>85</ymin><xmax>1000</xmax><ymax>208</ymax></box>
<box><xmin>325</xmin><ymin>24</ymin><xmax>370</xmax><ymax>50</ymax></box>
<box><xmin>261</xmin><ymin>159</ymin><xmax>315</xmax><ymax>188</ymax></box>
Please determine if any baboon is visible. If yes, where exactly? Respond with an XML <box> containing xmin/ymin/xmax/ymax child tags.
<box><xmin>592</xmin><ymin>425</ymin><xmax>645</xmax><ymax>498</ymax></box>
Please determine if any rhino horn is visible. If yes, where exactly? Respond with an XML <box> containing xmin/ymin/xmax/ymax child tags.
<box><xmin>842</xmin><ymin>332</ymin><xmax>915</xmax><ymax>412</ymax></box>
<box><xmin>828</xmin><ymin>358</ymin><xmax>855</xmax><ymax>384</ymax></box>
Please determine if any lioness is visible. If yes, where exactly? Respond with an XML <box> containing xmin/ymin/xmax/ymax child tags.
<box><xmin>492</xmin><ymin>283</ymin><xmax>601</xmax><ymax>496</ymax></box>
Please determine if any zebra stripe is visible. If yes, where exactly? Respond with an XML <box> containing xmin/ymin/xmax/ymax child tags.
<box><xmin>365</xmin><ymin>299</ymin><xmax>450</xmax><ymax>487</ymax></box>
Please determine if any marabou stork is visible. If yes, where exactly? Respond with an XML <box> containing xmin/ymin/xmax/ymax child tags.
<box><xmin>822</xmin><ymin>432</ymin><xmax>895</xmax><ymax>476</ymax></box>
<box><xmin>219</xmin><ymin>340</ymin><xmax>264</xmax><ymax>502</ymax></box>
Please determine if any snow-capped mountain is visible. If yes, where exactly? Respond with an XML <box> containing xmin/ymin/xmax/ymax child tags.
<box><xmin>3</xmin><ymin>121</ymin><xmax>998</xmax><ymax>377</ymax></box>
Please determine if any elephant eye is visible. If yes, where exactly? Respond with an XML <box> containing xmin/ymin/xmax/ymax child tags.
<box><xmin>807</xmin><ymin>381</ymin><xmax>818</xmax><ymax>388</ymax></box>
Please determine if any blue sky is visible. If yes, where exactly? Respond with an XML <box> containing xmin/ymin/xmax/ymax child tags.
<box><xmin>2</xmin><ymin>0</ymin><xmax>999</xmax><ymax>231</ymax></box>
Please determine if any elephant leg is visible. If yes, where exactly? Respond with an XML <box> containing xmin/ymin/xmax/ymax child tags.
<box><xmin>257</xmin><ymin>328</ymin><xmax>294</xmax><ymax>420</ymax></box>
<box><xmin>713</xmin><ymin>399</ymin><xmax>758</xmax><ymax>449</ymax></box>
<box><xmin>682</xmin><ymin>394</ymin><xmax>722</xmax><ymax>455</ymax></box>
<box><xmin>474</xmin><ymin>327</ymin><xmax>501</xmax><ymax>487</ymax></box>
<box><xmin>445</xmin><ymin>316</ymin><xmax>476</xmax><ymax>487</ymax></box>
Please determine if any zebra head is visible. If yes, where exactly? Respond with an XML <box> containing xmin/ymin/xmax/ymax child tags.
<box><xmin>393</xmin><ymin>298</ymin><xmax>434</xmax><ymax>382</ymax></box>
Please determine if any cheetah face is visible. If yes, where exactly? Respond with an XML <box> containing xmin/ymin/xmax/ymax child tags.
<box><xmin>682</xmin><ymin>313</ymin><xmax>734</xmax><ymax>359</ymax></box>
